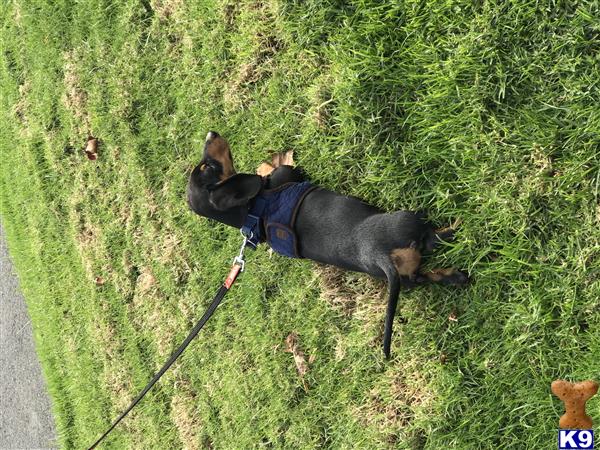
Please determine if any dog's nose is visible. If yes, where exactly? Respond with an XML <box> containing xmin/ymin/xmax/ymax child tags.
<box><xmin>206</xmin><ymin>131</ymin><xmax>219</xmax><ymax>141</ymax></box>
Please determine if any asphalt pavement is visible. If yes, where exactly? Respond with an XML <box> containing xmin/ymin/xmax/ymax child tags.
<box><xmin>0</xmin><ymin>223</ymin><xmax>57</xmax><ymax>449</ymax></box>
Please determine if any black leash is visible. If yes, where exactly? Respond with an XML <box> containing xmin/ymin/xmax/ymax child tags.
<box><xmin>88</xmin><ymin>236</ymin><xmax>249</xmax><ymax>449</ymax></box>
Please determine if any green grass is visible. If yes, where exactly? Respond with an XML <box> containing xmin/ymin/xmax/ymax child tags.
<box><xmin>1</xmin><ymin>0</ymin><xmax>599</xmax><ymax>448</ymax></box>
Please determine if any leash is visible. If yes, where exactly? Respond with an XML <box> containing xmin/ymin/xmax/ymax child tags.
<box><xmin>88</xmin><ymin>234</ymin><xmax>251</xmax><ymax>449</ymax></box>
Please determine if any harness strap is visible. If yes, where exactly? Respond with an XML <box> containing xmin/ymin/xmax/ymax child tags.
<box><xmin>241</xmin><ymin>182</ymin><xmax>316</xmax><ymax>256</ymax></box>
<box><xmin>241</xmin><ymin>195</ymin><xmax>267</xmax><ymax>248</ymax></box>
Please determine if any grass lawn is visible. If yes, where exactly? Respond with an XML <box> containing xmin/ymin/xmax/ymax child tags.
<box><xmin>1</xmin><ymin>0</ymin><xmax>599</xmax><ymax>448</ymax></box>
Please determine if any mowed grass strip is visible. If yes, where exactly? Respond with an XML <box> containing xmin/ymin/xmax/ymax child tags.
<box><xmin>1</xmin><ymin>0</ymin><xmax>599</xmax><ymax>448</ymax></box>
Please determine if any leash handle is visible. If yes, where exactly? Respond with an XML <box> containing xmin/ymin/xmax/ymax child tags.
<box><xmin>88</xmin><ymin>258</ymin><xmax>244</xmax><ymax>449</ymax></box>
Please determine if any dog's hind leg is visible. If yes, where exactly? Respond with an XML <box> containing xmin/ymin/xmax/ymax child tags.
<box><xmin>423</xmin><ymin>221</ymin><xmax>460</xmax><ymax>252</ymax></box>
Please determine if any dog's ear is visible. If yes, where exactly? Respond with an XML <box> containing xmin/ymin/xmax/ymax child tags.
<box><xmin>208</xmin><ymin>174</ymin><xmax>263</xmax><ymax>210</ymax></box>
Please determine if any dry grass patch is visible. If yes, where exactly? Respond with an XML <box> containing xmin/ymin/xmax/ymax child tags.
<box><xmin>136</xmin><ymin>267</ymin><xmax>157</xmax><ymax>294</ymax></box>
<box><xmin>223</xmin><ymin>63</ymin><xmax>258</xmax><ymax>111</ymax></box>
<box><xmin>11</xmin><ymin>80</ymin><xmax>38</xmax><ymax>140</ymax></box>
<box><xmin>317</xmin><ymin>265</ymin><xmax>385</xmax><ymax>319</ymax></box>
<box><xmin>12</xmin><ymin>79</ymin><xmax>31</xmax><ymax>126</ymax></box>
<box><xmin>151</xmin><ymin>0</ymin><xmax>184</xmax><ymax>22</ymax></box>
<box><xmin>221</xmin><ymin>2</ymin><xmax>240</xmax><ymax>28</ymax></box>
<box><xmin>317</xmin><ymin>265</ymin><xmax>390</xmax><ymax>352</ymax></box>
<box><xmin>156</xmin><ymin>231</ymin><xmax>182</xmax><ymax>264</ymax></box>
<box><xmin>91</xmin><ymin>316</ymin><xmax>122</xmax><ymax>363</ymax></box>
<box><xmin>73</xmin><ymin>218</ymin><xmax>104</xmax><ymax>281</ymax></box>
<box><xmin>529</xmin><ymin>144</ymin><xmax>554</xmax><ymax>176</ymax></box>
<box><xmin>306</xmin><ymin>74</ymin><xmax>335</xmax><ymax>129</ymax></box>
<box><xmin>354</xmin><ymin>358</ymin><xmax>437</xmax><ymax>446</ymax></box>
<box><xmin>147</xmin><ymin>304</ymin><xmax>181</xmax><ymax>364</ymax></box>
<box><xmin>223</xmin><ymin>2</ymin><xmax>284</xmax><ymax>111</ymax></box>
<box><xmin>170</xmin><ymin>381</ymin><xmax>202</xmax><ymax>450</ymax></box>
<box><xmin>11</xmin><ymin>1</ymin><xmax>23</xmax><ymax>27</ymax></box>
<box><xmin>62</xmin><ymin>49</ymin><xmax>90</xmax><ymax>132</ymax></box>
<box><xmin>103</xmin><ymin>362</ymin><xmax>136</xmax><ymax>413</ymax></box>
<box><xmin>130</xmin><ymin>270</ymin><xmax>181</xmax><ymax>364</ymax></box>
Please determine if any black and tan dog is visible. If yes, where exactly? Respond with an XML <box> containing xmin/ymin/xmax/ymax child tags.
<box><xmin>187</xmin><ymin>131</ymin><xmax>469</xmax><ymax>358</ymax></box>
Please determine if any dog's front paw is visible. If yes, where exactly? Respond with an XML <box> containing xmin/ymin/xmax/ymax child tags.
<box><xmin>257</xmin><ymin>162</ymin><xmax>275</xmax><ymax>176</ymax></box>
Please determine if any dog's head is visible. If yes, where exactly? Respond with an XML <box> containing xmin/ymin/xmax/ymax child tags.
<box><xmin>187</xmin><ymin>131</ymin><xmax>262</xmax><ymax>227</ymax></box>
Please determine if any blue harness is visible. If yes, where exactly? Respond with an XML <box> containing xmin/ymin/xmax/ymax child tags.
<box><xmin>241</xmin><ymin>181</ymin><xmax>317</xmax><ymax>258</ymax></box>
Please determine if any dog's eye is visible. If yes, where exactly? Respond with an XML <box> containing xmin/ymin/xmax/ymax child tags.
<box><xmin>200</xmin><ymin>164</ymin><xmax>207</xmax><ymax>171</ymax></box>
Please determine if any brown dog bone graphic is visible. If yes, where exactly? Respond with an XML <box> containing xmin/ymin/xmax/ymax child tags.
<box><xmin>551</xmin><ymin>380</ymin><xmax>599</xmax><ymax>429</ymax></box>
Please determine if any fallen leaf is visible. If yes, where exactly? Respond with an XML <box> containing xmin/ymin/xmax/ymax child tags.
<box><xmin>94</xmin><ymin>276</ymin><xmax>105</xmax><ymax>286</ymax></box>
<box><xmin>136</xmin><ymin>269</ymin><xmax>156</xmax><ymax>294</ymax></box>
<box><xmin>271</xmin><ymin>149</ymin><xmax>294</xmax><ymax>167</ymax></box>
<box><xmin>285</xmin><ymin>332</ymin><xmax>298</xmax><ymax>352</ymax></box>
<box><xmin>85</xmin><ymin>137</ymin><xmax>98</xmax><ymax>160</ymax></box>
<box><xmin>256</xmin><ymin>150</ymin><xmax>295</xmax><ymax>175</ymax></box>
<box><xmin>285</xmin><ymin>332</ymin><xmax>309</xmax><ymax>377</ymax></box>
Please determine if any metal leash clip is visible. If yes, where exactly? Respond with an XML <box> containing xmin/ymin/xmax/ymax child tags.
<box><xmin>233</xmin><ymin>230</ymin><xmax>251</xmax><ymax>272</ymax></box>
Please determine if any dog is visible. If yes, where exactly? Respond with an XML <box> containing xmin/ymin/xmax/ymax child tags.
<box><xmin>187</xmin><ymin>131</ymin><xmax>469</xmax><ymax>358</ymax></box>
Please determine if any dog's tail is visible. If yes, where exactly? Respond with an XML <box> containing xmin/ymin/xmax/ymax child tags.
<box><xmin>382</xmin><ymin>269</ymin><xmax>401</xmax><ymax>359</ymax></box>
